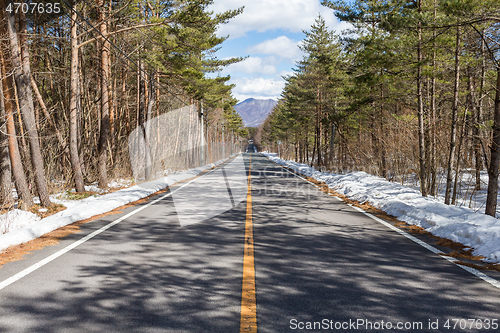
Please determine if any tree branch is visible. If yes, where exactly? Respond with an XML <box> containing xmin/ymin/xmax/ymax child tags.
<box><xmin>78</xmin><ymin>22</ymin><xmax>168</xmax><ymax>49</ymax></box>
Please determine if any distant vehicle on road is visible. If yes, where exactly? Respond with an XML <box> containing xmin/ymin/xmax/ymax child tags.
<box><xmin>246</xmin><ymin>140</ymin><xmax>257</xmax><ymax>153</ymax></box>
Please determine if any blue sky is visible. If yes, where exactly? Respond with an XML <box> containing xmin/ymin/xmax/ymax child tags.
<box><xmin>207</xmin><ymin>0</ymin><xmax>351</xmax><ymax>103</ymax></box>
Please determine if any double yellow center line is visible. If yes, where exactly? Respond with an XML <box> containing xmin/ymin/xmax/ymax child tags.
<box><xmin>240</xmin><ymin>155</ymin><xmax>257</xmax><ymax>333</ymax></box>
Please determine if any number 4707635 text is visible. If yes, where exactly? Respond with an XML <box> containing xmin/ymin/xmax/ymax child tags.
<box><xmin>5</xmin><ymin>2</ymin><xmax>61</xmax><ymax>14</ymax></box>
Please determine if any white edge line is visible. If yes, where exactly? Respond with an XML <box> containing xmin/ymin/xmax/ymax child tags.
<box><xmin>264</xmin><ymin>155</ymin><xmax>500</xmax><ymax>291</ymax></box>
<box><xmin>349</xmin><ymin>205</ymin><xmax>500</xmax><ymax>290</ymax></box>
<box><xmin>0</xmin><ymin>165</ymin><xmax>221</xmax><ymax>291</ymax></box>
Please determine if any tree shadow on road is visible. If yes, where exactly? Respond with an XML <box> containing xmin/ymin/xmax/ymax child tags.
<box><xmin>251</xmin><ymin>179</ymin><xmax>500</xmax><ymax>333</ymax></box>
<box><xmin>0</xmin><ymin>192</ymin><xmax>247</xmax><ymax>333</ymax></box>
<box><xmin>1</xmin><ymin>158</ymin><xmax>499</xmax><ymax>333</ymax></box>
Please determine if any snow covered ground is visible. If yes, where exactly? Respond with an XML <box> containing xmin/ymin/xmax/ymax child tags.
<box><xmin>262</xmin><ymin>152</ymin><xmax>500</xmax><ymax>264</ymax></box>
<box><xmin>0</xmin><ymin>156</ymin><xmax>235</xmax><ymax>252</ymax></box>
<box><xmin>392</xmin><ymin>169</ymin><xmax>495</xmax><ymax>217</ymax></box>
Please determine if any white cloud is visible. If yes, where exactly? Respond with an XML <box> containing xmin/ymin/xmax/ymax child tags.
<box><xmin>208</xmin><ymin>1</ymin><xmax>354</xmax><ymax>102</ymax></box>
<box><xmin>247</xmin><ymin>36</ymin><xmax>303</xmax><ymax>61</ymax></box>
<box><xmin>209</xmin><ymin>0</ymin><xmax>348</xmax><ymax>39</ymax></box>
<box><xmin>225</xmin><ymin>57</ymin><xmax>277</xmax><ymax>75</ymax></box>
<box><xmin>230</xmin><ymin>77</ymin><xmax>284</xmax><ymax>101</ymax></box>
<box><xmin>279</xmin><ymin>69</ymin><xmax>295</xmax><ymax>78</ymax></box>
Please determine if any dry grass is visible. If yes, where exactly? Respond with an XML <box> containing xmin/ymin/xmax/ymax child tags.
<box><xmin>29</xmin><ymin>203</ymin><xmax>67</xmax><ymax>219</ymax></box>
<box><xmin>454</xmin><ymin>260</ymin><xmax>500</xmax><ymax>272</ymax></box>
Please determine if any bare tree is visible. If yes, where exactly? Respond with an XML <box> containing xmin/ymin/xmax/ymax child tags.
<box><xmin>475</xmin><ymin>35</ymin><xmax>487</xmax><ymax>191</ymax></box>
<box><xmin>444</xmin><ymin>24</ymin><xmax>461</xmax><ymax>205</ymax></box>
<box><xmin>416</xmin><ymin>0</ymin><xmax>427</xmax><ymax>196</ymax></box>
<box><xmin>0</xmin><ymin>54</ymin><xmax>13</xmax><ymax>206</ymax></box>
<box><xmin>69</xmin><ymin>1</ymin><xmax>85</xmax><ymax>192</ymax></box>
<box><xmin>485</xmin><ymin>66</ymin><xmax>500</xmax><ymax>217</ymax></box>
<box><xmin>0</xmin><ymin>4</ymin><xmax>32</xmax><ymax>209</ymax></box>
<box><xmin>6</xmin><ymin>5</ymin><xmax>50</xmax><ymax>206</ymax></box>
<box><xmin>97</xmin><ymin>0</ymin><xmax>110</xmax><ymax>188</ymax></box>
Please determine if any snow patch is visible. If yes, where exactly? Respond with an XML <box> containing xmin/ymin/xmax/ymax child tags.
<box><xmin>0</xmin><ymin>210</ymin><xmax>40</xmax><ymax>235</ymax></box>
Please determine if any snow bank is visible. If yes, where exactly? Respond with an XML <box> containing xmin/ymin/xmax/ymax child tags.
<box><xmin>262</xmin><ymin>152</ymin><xmax>500</xmax><ymax>263</ymax></box>
<box><xmin>0</xmin><ymin>156</ymin><xmax>234</xmax><ymax>252</ymax></box>
<box><xmin>0</xmin><ymin>210</ymin><xmax>40</xmax><ymax>235</ymax></box>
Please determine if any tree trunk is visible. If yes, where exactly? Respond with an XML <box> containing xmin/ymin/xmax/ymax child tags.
<box><xmin>452</xmin><ymin>109</ymin><xmax>467</xmax><ymax>205</ymax></box>
<box><xmin>379</xmin><ymin>79</ymin><xmax>387</xmax><ymax>178</ymax></box>
<box><xmin>444</xmin><ymin>24</ymin><xmax>460</xmax><ymax>205</ymax></box>
<box><xmin>429</xmin><ymin>1</ymin><xmax>438</xmax><ymax>196</ymax></box>
<box><xmin>305</xmin><ymin>129</ymin><xmax>309</xmax><ymax>164</ymax></box>
<box><xmin>144</xmin><ymin>71</ymin><xmax>156</xmax><ymax>180</ymax></box>
<box><xmin>329</xmin><ymin>123</ymin><xmax>336</xmax><ymax>169</ymax></box>
<box><xmin>416</xmin><ymin>0</ymin><xmax>427</xmax><ymax>196</ymax></box>
<box><xmin>6</xmin><ymin>5</ymin><xmax>50</xmax><ymax>207</ymax></box>
<box><xmin>97</xmin><ymin>0</ymin><xmax>110</xmax><ymax>188</ymax></box>
<box><xmin>0</xmin><ymin>10</ymin><xmax>32</xmax><ymax>209</ymax></box>
<box><xmin>110</xmin><ymin>75</ymin><xmax>116</xmax><ymax>152</ymax></box>
<box><xmin>12</xmin><ymin>83</ymin><xmax>27</xmax><ymax>153</ymax></box>
<box><xmin>369</xmin><ymin>107</ymin><xmax>379</xmax><ymax>175</ymax></box>
<box><xmin>0</xmin><ymin>56</ymin><xmax>13</xmax><ymax>207</ymax></box>
<box><xmin>137</xmin><ymin>60</ymin><xmax>150</xmax><ymax>178</ymax></box>
<box><xmin>69</xmin><ymin>4</ymin><xmax>85</xmax><ymax>192</ymax></box>
<box><xmin>475</xmin><ymin>36</ymin><xmax>486</xmax><ymax>191</ymax></box>
<box><xmin>485</xmin><ymin>66</ymin><xmax>500</xmax><ymax>217</ymax></box>
<box><xmin>312</xmin><ymin>115</ymin><xmax>317</xmax><ymax>167</ymax></box>
<box><xmin>429</xmin><ymin>15</ymin><xmax>437</xmax><ymax>196</ymax></box>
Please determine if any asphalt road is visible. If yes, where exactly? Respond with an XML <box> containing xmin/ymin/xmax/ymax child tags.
<box><xmin>0</xmin><ymin>153</ymin><xmax>499</xmax><ymax>332</ymax></box>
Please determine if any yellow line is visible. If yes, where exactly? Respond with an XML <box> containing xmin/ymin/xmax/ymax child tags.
<box><xmin>240</xmin><ymin>155</ymin><xmax>257</xmax><ymax>333</ymax></box>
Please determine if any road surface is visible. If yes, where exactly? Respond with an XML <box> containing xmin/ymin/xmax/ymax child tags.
<box><xmin>0</xmin><ymin>153</ymin><xmax>499</xmax><ymax>332</ymax></box>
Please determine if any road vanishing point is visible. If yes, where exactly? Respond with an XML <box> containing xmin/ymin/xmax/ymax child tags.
<box><xmin>1</xmin><ymin>153</ymin><xmax>500</xmax><ymax>332</ymax></box>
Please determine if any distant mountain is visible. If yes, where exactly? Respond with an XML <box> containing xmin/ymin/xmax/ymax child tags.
<box><xmin>234</xmin><ymin>98</ymin><xmax>277</xmax><ymax>128</ymax></box>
